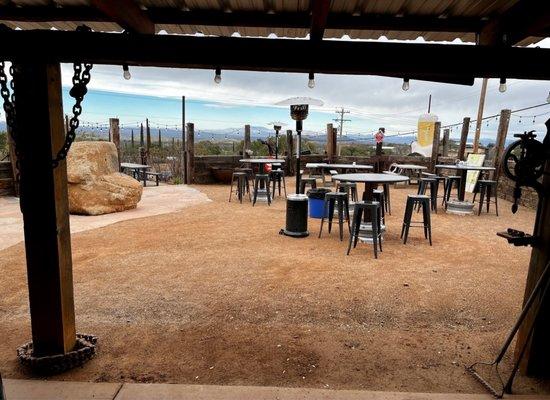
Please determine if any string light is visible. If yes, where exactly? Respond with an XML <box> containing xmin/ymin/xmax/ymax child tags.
<box><xmin>499</xmin><ymin>77</ymin><xmax>507</xmax><ymax>93</ymax></box>
<box><xmin>402</xmin><ymin>78</ymin><xmax>410</xmax><ymax>91</ymax></box>
<box><xmin>214</xmin><ymin>68</ymin><xmax>222</xmax><ymax>84</ymax></box>
<box><xmin>308</xmin><ymin>72</ymin><xmax>315</xmax><ymax>89</ymax></box>
<box><xmin>122</xmin><ymin>64</ymin><xmax>131</xmax><ymax>80</ymax></box>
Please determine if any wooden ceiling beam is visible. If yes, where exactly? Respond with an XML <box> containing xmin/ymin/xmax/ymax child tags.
<box><xmin>309</xmin><ymin>0</ymin><xmax>330</xmax><ymax>41</ymax></box>
<box><xmin>479</xmin><ymin>0</ymin><xmax>550</xmax><ymax>45</ymax></box>
<box><xmin>0</xmin><ymin>30</ymin><xmax>548</xmax><ymax>82</ymax></box>
<box><xmin>0</xmin><ymin>7</ymin><xmax>489</xmax><ymax>34</ymax></box>
<box><xmin>89</xmin><ymin>0</ymin><xmax>154</xmax><ymax>34</ymax></box>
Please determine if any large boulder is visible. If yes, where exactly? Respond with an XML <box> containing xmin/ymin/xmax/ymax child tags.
<box><xmin>67</xmin><ymin>141</ymin><xmax>142</xmax><ymax>215</ymax></box>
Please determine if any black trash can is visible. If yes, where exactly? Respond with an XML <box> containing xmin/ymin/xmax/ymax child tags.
<box><xmin>280</xmin><ymin>194</ymin><xmax>309</xmax><ymax>237</ymax></box>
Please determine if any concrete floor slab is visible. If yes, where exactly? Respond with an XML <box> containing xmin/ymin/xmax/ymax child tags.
<box><xmin>0</xmin><ymin>184</ymin><xmax>210</xmax><ymax>251</ymax></box>
<box><xmin>3</xmin><ymin>379</ymin><xmax>121</xmax><ymax>400</ymax></box>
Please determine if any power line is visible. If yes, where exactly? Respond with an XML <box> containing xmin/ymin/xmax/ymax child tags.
<box><xmin>333</xmin><ymin>107</ymin><xmax>351</xmax><ymax>137</ymax></box>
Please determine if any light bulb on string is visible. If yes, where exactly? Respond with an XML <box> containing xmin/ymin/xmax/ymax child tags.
<box><xmin>214</xmin><ymin>68</ymin><xmax>222</xmax><ymax>84</ymax></box>
<box><xmin>122</xmin><ymin>64</ymin><xmax>131</xmax><ymax>80</ymax></box>
<box><xmin>499</xmin><ymin>77</ymin><xmax>507</xmax><ymax>93</ymax></box>
<box><xmin>308</xmin><ymin>72</ymin><xmax>315</xmax><ymax>89</ymax></box>
<box><xmin>402</xmin><ymin>78</ymin><xmax>410</xmax><ymax>91</ymax></box>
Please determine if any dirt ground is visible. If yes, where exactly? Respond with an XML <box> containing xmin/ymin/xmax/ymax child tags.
<box><xmin>1</xmin><ymin>178</ymin><xmax>548</xmax><ymax>395</ymax></box>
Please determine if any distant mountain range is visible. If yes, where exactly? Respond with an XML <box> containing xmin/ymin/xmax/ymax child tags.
<box><xmin>0</xmin><ymin>121</ymin><xmax>504</xmax><ymax>146</ymax></box>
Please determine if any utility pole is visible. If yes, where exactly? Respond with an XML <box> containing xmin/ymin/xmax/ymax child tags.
<box><xmin>473</xmin><ymin>78</ymin><xmax>488</xmax><ymax>153</ymax></box>
<box><xmin>333</xmin><ymin>108</ymin><xmax>351</xmax><ymax>137</ymax></box>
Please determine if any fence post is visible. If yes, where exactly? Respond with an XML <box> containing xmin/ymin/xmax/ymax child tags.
<box><xmin>430</xmin><ymin>122</ymin><xmax>441</xmax><ymax>172</ymax></box>
<box><xmin>146</xmin><ymin>118</ymin><xmax>151</xmax><ymax>152</ymax></box>
<box><xmin>326</xmin><ymin>123</ymin><xmax>336</xmax><ymax>161</ymax></box>
<box><xmin>109</xmin><ymin>118</ymin><xmax>120</xmax><ymax>167</ymax></box>
<box><xmin>140</xmin><ymin>123</ymin><xmax>144</xmax><ymax>147</ymax></box>
<box><xmin>244</xmin><ymin>124</ymin><xmax>251</xmax><ymax>158</ymax></box>
<box><xmin>286</xmin><ymin>129</ymin><xmax>294</xmax><ymax>175</ymax></box>
<box><xmin>458</xmin><ymin>117</ymin><xmax>470</xmax><ymax>161</ymax></box>
<box><xmin>442</xmin><ymin>128</ymin><xmax>450</xmax><ymax>157</ymax></box>
<box><xmin>493</xmin><ymin>109</ymin><xmax>511</xmax><ymax>181</ymax></box>
<box><xmin>186</xmin><ymin>123</ymin><xmax>195</xmax><ymax>184</ymax></box>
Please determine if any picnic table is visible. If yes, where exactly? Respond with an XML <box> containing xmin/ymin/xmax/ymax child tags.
<box><xmin>120</xmin><ymin>162</ymin><xmax>150</xmax><ymax>186</ymax></box>
<box><xmin>435</xmin><ymin>164</ymin><xmax>496</xmax><ymax>201</ymax></box>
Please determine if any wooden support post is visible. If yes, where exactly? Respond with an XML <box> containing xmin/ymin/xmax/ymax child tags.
<box><xmin>13</xmin><ymin>62</ymin><xmax>76</xmax><ymax>356</ymax></box>
<box><xmin>7</xmin><ymin>125</ymin><xmax>19</xmax><ymax>196</ymax></box>
<box><xmin>473</xmin><ymin>77</ymin><xmax>488</xmax><ymax>153</ymax></box>
<box><xmin>458</xmin><ymin>117</ymin><xmax>470</xmax><ymax>161</ymax></box>
<box><xmin>492</xmin><ymin>109</ymin><xmax>511</xmax><ymax>181</ymax></box>
<box><xmin>286</xmin><ymin>129</ymin><xmax>294</xmax><ymax>175</ymax></box>
<box><xmin>516</xmin><ymin>152</ymin><xmax>550</xmax><ymax>376</ymax></box>
<box><xmin>244</xmin><ymin>124</ymin><xmax>251</xmax><ymax>158</ymax></box>
<box><xmin>430</xmin><ymin>122</ymin><xmax>441</xmax><ymax>172</ymax></box>
<box><xmin>109</xmin><ymin>118</ymin><xmax>120</xmax><ymax>166</ymax></box>
<box><xmin>185</xmin><ymin>122</ymin><xmax>194</xmax><ymax>184</ymax></box>
<box><xmin>326</xmin><ymin>123</ymin><xmax>336</xmax><ymax>161</ymax></box>
<box><xmin>145</xmin><ymin>118</ymin><xmax>151</xmax><ymax>152</ymax></box>
<box><xmin>442</xmin><ymin>128</ymin><xmax>450</xmax><ymax>157</ymax></box>
<box><xmin>181</xmin><ymin>95</ymin><xmax>186</xmax><ymax>183</ymax></box>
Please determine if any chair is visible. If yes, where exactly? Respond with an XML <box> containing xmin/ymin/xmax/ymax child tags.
<box><xmin>473</xmin><ymin>179</ymin><xmax>499</xmax><ymax>216</ymax></box>
<box><xmin>253</xmin><ymin>174</ymin><xmax>271</xmax><ymax>206</ymax></box>
<box><xmin>337</xmin><ymin>182</ymin><xmax>358</xmax><ymax>203</ymax></box>
<box><xmin>443</xmin><ymin>176</ymin><xmax>461</xmax><ymax>208</ymax></box>
<box><xmin>347</xmin><ymin>201</ymin><xmax>383</xmax><ymax>258</ymax></box>
<box><xmin>300</xmin><ymin>177</ymin><xmax>317</xmax><ymax>194</ymax></box>
<box><xmin>417</xmin><ymin>177</ymin><xmax>438</xmax><ymax>212</ymax></box>
<box><xmin>318</xmin><ymin>192</ymin><xmax>350</xmax><ymax>241</ymax></box>
<box><xmin>401</xmin><ymin>194</ymin><xmax>432</xmax><ymax>245</ymax></box>
<box><xmin>269</xmin><ymin>169</ymin><xmax>287</xmax><ymax>198</ymax></box>
<box><xmin>229</xmin><ymin>171</ymin><xmax>250</xmax><ymax>203</ymax></box>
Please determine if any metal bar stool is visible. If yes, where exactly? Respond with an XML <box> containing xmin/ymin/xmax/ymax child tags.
<box><xmin>473</xmin><ymin>179</ymin><xmax>499</xmax><ymax>216</ymax></box>
<box><xmin>401</xmin><ymin>194</ymin><xmax>432</xmax><ymax>245</ymax></box>
<box><xmin>417</xmin><ymin>177</ymin><xmax>438</xmax><ymax>212</ymax></box>
<box><xmin>443</xmin><ymin>176</ymin><xmax>461</xmax><ymax>208</ymax></box>
<box><xmin>347</xmin><ymin>201</ymin><xmax>383</xmax><ymax>258</ymax></box>
<box><xmin>372</xmin><ymin>189</ymin><xmax>386</xmax><ymax>224</ymax></box>
<box><xmin>253</xmin><ymin>174</ymin><xmax>271</xmax><ymax>206</ymax></box>
<box><xmin>229</xmin><ymin>171</ymin><xmax>250</xmax><ymax>203</ymax></box>
<box><xmin>318</xmin><ymin>192</ymin><xmax>350</xmax><ymax>241</ymax></box>
<box><xmin>269</xmin><ymin>169</ymin><xmax>287</xmax><ymax>198</ymax></box>
<box><xmin>337</xmin><ymin>181</ymin><xmax>358</xmax><ymax>203</ymax></box>
<box><xmin>300</xmin><ymin>177</ymin><xmax>317</xmax><ymax>194</ymax></box>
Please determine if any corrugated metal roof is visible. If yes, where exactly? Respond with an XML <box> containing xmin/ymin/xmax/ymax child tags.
<box><xmin>0</xmin><ymin>0</ymin><xmax>544</xmax><ymax>45</ymax></box>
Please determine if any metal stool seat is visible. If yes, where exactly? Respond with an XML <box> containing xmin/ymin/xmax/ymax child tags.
<box><xmin>401</xmin><ymin>194</ymin><xmax>432</xmax><ymax>245</ymax></box>
<box><xmin>418</xmin><ymin>177</ymin><xmax>438</xmax><ymax>212</ymax></box>
<box><xmin>318</xmin><ymin>192</ymin><xmax>350</xmax><ymax>241</ymax></box>
<box><xmin>337</xmin><ymin>181</ymin><xmax>358</xmax><ymax>202</ymax></box>
<box><xmin>473</xmin><ymin>179</ymin><xmax>499</xmax><ymax>216</ymax></box>
<box><xmin>300</xmin><ymin>177</ymin><xmax>317</xmax><ymax>194</ymax></box>
<box><xmin>269</xmin><ymin>169</ymin><xmax>287</xmax><ymax>198</ymax></box>
<box><xmin>443</xmin><ymin>175</ymin><xmax>461</xmax><ymax>208</ymax></box>
<box><xmin>347</xmin><ymin>201</ymin><xmax>383</xmax><ymax>258</ymax></box>
<box><xmin>229</xmin><ymin>171</ymin><xmax>251</xmax><ymax>203</ymax></box>
<box><xmin>253</xmin><ymin>173</ymin><xmax>271</xmax><ymax>206</ymax></box>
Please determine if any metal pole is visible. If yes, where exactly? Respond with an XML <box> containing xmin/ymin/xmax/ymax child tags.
<box><xmin>275</xmin><ymin>128</ymin><xmax>279</xmax><ymax>159</ymax></box>
<box><xmin>182</xmin><ymin>95</ymin><xmax>187</xmax><ymax>183</ymax></box>
<box><xmin>295</xmin><ymin>120</ymin><xmax>302</xmax><ymax>194</ymax></box>
<box><xmin>428</xmin><ymin>94</ymin><xmax>432</xmax><ymax>113</ymax></box>
<box><xmin>473</xmin><ymin>77</ymin><xmax>488</xmax><ymax>153</ymax></box>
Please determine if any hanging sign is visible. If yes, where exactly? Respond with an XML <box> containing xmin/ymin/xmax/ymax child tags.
<box><xmin>411</xmin><ymin>113</ymin><xmax>438</xmax><ymax>156</ymax></box>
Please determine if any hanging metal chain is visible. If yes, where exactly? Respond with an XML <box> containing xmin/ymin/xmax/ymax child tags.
<box><xmin>52</xmin><ymin>61</ymin><xmax>93</xmax><ymax>167</ymax></box>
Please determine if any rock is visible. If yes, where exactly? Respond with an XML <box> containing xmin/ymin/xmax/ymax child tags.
<box><xmin>67</xmin><ymin>141</ymin><xmax>142</xmax><ymax>215</ymax></box>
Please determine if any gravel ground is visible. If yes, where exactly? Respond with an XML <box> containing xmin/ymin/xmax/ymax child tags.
<box><xmin>0</xmin><ymin>179</ymin><xmax>548</xmax><ymax>395</ymax></box>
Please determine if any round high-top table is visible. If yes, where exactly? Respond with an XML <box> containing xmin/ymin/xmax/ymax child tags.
<box><xmin>333</xmin><ymin>173</ymin><xmax>409</xmax><ymax>224</ymax></box>
<box><xmin>435</xmin><ymin>164</ymin><xmax>495</xmax><ymax>201</ymax></box>
<box><xmin>239</xmin><ymin>158</ymin><xmax>286</xmax><ymax>174</ymax></box>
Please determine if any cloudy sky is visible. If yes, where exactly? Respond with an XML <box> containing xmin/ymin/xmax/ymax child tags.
<box><xmin>57</xmin><ymin>37</ymin><xmax>550</xmax><ymax>141</ymax></box>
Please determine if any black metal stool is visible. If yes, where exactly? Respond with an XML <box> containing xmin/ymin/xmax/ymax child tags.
<box><xmin>347</xmin><ymin>201</ymin><xmax>383</xmax><ymax>258</ymax></box>
<box><xmin>300</xmin><ymin>177</ymin><xmax>317</xmax><ymax>194</ymax></box>
<box><xmin>417</xmin><ymin>177</ymin><xmax>438</xmax><ymax>212</ymax></box>
<box><xmin>372</xmin><ymin>189</ymin><xmax>386</xmax><ymax>224</ymax></box>
<box><xmin>401</xmin><ymin>194</ymin><xmax>432</xmax><ymax>245</ymax></box>
<box><xmin>337</xmin><ymin>182</ymin><xmax>358</xmax><ymax>202</ymax></box>
<box><xmin>382</xmin><ymin>183</ymin><xmax>391</xmax><ymax>214</ymax></box>
<box><xmin>318</xmin><ymin>192</ymin><xmax>350</xmax><ymax>241</ymax></box>
<box><xmin>473</xmin><ymin>180</ymin><xmax>499</xmax><ymax>216</ymax></box>
<box><xmin>269</xmin><ymin>169</ymin><xmax>287</xmax><ymax>198</ymax></box>
<box><xmin>229</xmin><ymin>171</ymin><xmax>250</xmax><ymax>203</ymax></box>
<box><xmin>253</xmin><ymin>173</ymin><xmax>271</xmax><ymax>206</ymax></box>
<box><xmin>443</xmin><ymin>175</ymin><xmax>461</xmax><ymax>208</ymax></box>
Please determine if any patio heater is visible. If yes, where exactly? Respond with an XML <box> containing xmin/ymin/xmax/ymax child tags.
<box><xmin>268</xmin><ymin>121</ymin><xmax>287</xmax><ymax>159</ymax></box>
<box><xmin>275</xmin><ymin>97</ymin><xmax>324</xmax><ymax>238</ymax></box>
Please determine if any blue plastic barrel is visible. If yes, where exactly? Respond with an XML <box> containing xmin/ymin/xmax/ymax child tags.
<box><xmin>307</xmin><ymin>188</ymin><xmax>331</xmax><ymax>218</ymax></box>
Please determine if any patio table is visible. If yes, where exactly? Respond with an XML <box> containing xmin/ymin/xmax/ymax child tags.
<box><xmin>121</xmin><ymin>162</ymin><xmax>151</xmax><ymax>187</ymax></box>
<box><xmin>306</xmin><ymin>163</ymin><xmax>373</xmax><ymax>185</ymax></box>
<box><xmin>333</xmin><ymin>173</ymin><xmax>409</xmax><ymax>223</ymax></box>
<box><xmin>435</xmin><ymin>164</ymin><xmax>495</xmax><ymax>201</ymax></box>
<box><xmin>391</xmin><ymin>164</ymin><xmax>427</xmax><ymax>183</ymax></box>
